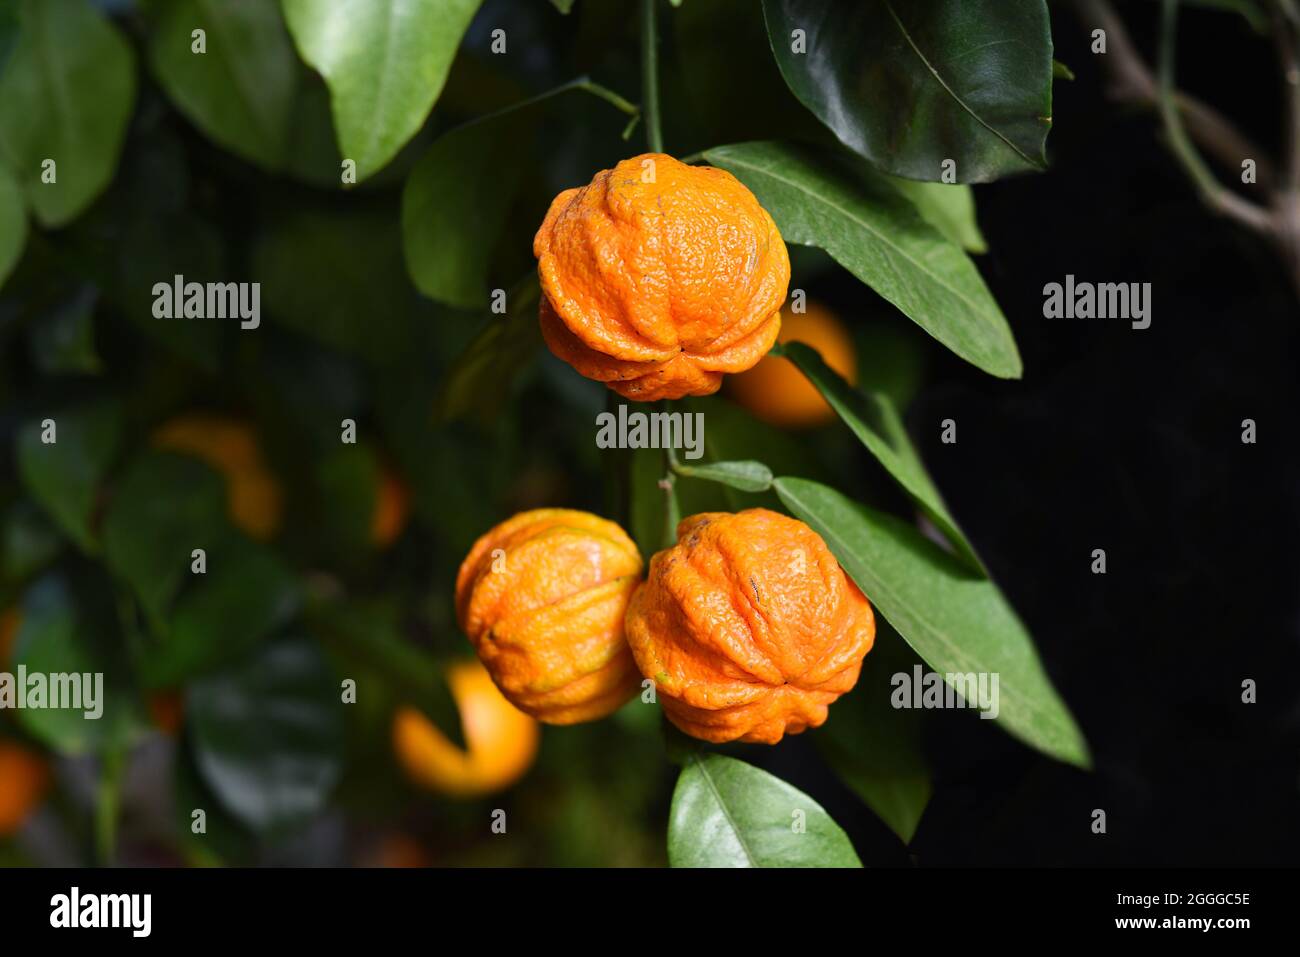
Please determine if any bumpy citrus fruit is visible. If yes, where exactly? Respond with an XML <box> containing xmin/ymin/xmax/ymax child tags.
<box><xmin>534</xmin><ymin>153</ymin><xmax>790</xmax><ymax>401</ymax></box>
<box><xmin>729</xmin><ymin>301</ymin><xmax>858</xmax><ymax>427</ymax></box>
<box><xmin>456</xmin><ymin>508</ymin><xmax>642</xmax><ymax>724</ymax></box>
<box><xmin>0</xmin><ymin>742</ymin><xmax>49</xmax><ymax>835</ymax></box>
<box><xmin>371</xmin><ymin>464</ymin><xmax>410</xmax><ymax>549</ymax></box>
<box><xmin>152</xmin><ymin>414</ymin><xmax>282</xmax><ymax>540</ymax></box>
<box><xmin>625</xmin><ymin>509</ymin><xmax>875</xmax><ymax>744</ymax></box>
<box><xmin>392</xmin><ymin>660</ymin><xmax>539</xmax><ymax>798</ymax></box>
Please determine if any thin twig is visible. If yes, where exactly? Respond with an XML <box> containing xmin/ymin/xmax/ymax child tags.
<box><xmin>640</xmin><ymin>0</ymin><xmax>665</xmax><ymax>153</ymax></box>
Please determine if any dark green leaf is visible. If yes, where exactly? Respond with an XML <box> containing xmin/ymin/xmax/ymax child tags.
<box><xmin>672</xmin><ymin>459</ymin><xmax>773</xmax><ymax>493</ymax></box>
<box><xmin>148</xmin><ymin>0</ymin><xmax>298</xmax><ymax>170</ymax></box>
<box><xmin>17</xmin><ymin>401</ymin><xmax>122</xmax><ymax>552</ymax></box>
<box><xmin>668</xmin><ymin>753</ymin><xmax>862</xmax><ymax>867</ymax></box>
<box><xmin>282</xmin><ymin>0</ymin><xmax>485</xmax><ymax>181</ymax></box>
<box><xmin>1052</xmin><ymin>59</ymin><xmax>1076</xmax><ymax>81</ymax></box>
<box><xmin>141</xmin><ymin>534</ymin><xmax>301</xmax><ymax>688</ymax></box>
<box><xmin>816</xmin><ymin>623</ymin><xmax>930</xmax><ymax>843</ymax></box>
<box><xmin>12</xmin><ymin>573</ymin><xmax>147</xmax><ymax>754</ymax></box>
<box><xmin>773</xmin><ymin>476</ymin><xmax>1090</xmax><ymax>767</ymax></box>
<box><xmin>707</xmin><ymin>141</ymin><xmax>1021</xmax><ymax>378</ymax></box>
<box><xmin>0</xmin><ymin>163</ymin><xmax>26</xmax><ymax>287</ymax></box>
<box><xmin>762</xmin><ymin>0</ymin><xmax>1052</xmax><ymax>182</ymax></box>
<box><xmin>779</xmin><ymin>341</ymin><xmax>981</xmax><ymax>570</ymax></box>
<box><xmin>436</xmin><ymin>275</ymin><xmax>542</xmax><ymax>422</ymax></box>
<box><xmin>102</xmin><ymin>451</ymin><xmax>230</xmax><ymax>626</ymax></box>
<box><xmin>188</xmin><ymin>635</ymin><xmax>344</xmax><ymax>833</ymax></box>
<box><xmin>0</xmin><ymin>500</ymin><xmax>62</xmax><ymax>584</ymax></box>
<box><xmin>314</xmin><ymin>443</ymin><xmax>380</xmax><ymax>557</ymax></box>
<box><xmin>0</xmin><ymin>0</ymin><xmax>137</xmax><ymax>226</ymax></box>
<box><xmin>28</xmin><ymin>284</ymin><xmax>101</xmax><ymax>375</ymax></box>
<box><xmin>402</xmin><ymin>110</ymin><xmax>530</xmax><ymax>308</ymax></box>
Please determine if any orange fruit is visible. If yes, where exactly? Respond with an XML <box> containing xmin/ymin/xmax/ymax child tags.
<box><xmin>152</xmin><ymin>414</ymin><xmax>282</xmax><ymax>540</ymax></box>
<box><xmin>364</xmin><ymin>834</ymin><xmax>431</xmax><ymax>868</ymax></box>
<box><xmin>456</xmin><ymin>509</ymin><xmax>643</xmax><ymax>724</ymax></box>
<box><xmin>146</xmin><ymin>690</ymin><xmax>184</xmax><ymax>736</ymax></box>
<box><xmin>729</xmin><ymin>301</ymin><xmax>857</xmax><ymax>427</ymax></box>
<box><xmin>370</xmin><ymin>465</ymin><xmax>410</xmax><ymax>549</ymax></box>
<box><xmin>534</xmin><ymin>153</ymin><xmax>790</xmax><ymax>401</ymax></box>
<box><xmin>392</xmin><ymin>660</ymin><xmax>539</xmax><ymax>798</ymax></box>
<box><xmin>625</xmin><ymin>509</ymin><xmax>875</xmax><ymax>744</ymax></box>
<box><xmin>0</xmin><ymin>742</ymin><xmax>50</xmax><ymax>835</ymax></box>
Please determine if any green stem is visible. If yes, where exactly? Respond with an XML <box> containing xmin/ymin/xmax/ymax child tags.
<box><xmin>658</xmin><ymin>403</ymin><xmax>680</xmax><ymax>549</ymax></box>
<box><xmin>640</xmin><ymin>0</ymin><xmax>665</xmax><ymax>153</ymax></box>
<box><xmin>95</xmin><ymin>747</ymin><xmax>125</xmax><ymax>866</ymax></box>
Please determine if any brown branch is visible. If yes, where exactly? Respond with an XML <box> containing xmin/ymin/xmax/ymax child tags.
<box><xmin>1069</xmin><ymin>0</ymin><xmax>1277</xmax><ymax>189</ymax></box>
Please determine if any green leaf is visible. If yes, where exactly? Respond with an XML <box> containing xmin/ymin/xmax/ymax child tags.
<box><xmin>816</xmin><ymin>623</ymin><xmax>930</xmax><ymax>843</ymax></box>
<box><xmin>0</xmin><ymin>0</ymin><xmax>137</xmax><ymax>226</ymax></box>
<box><xmin>252</xmin><ymin>206</ymin><xmax>419</xmax><ymax>365</ymax></box>
<box><xmin>141</xmin><ymin>534</ymin><xmax>301</xmax><ymax>688</ymax></box>
<box><xmin>282</xmin><ymin>0</ymin><xmax>485</xmax><ymax>182</ymax></box>
<box><xmin>102</xmin><ymin>451</ymin><xmax>230</xmax><ymax>627</ymax></box>
<box><xmin>17</xmin><ymin>401</ymin><xmax>122</xmax><ymax>552</ymax></box>
<box><xmin>314</xmin><ymin>443</ymin><xmax>380</xmax><ymax>557</ymax></box>
<box><xmin>549</xmin><ymin>0</ymin><xmax>576</xmax><ymax>11</ymax></box>
<box><xmin>761</xmin><ymin>0</ymin><xmax>1052</xmax><ymax>183</ymax></box>
<box><xmin>28</xmin><ymin>284</ymin><xmax>102</xmax><ymax>375</ymax></box>
<box><xmin>0</xmin><ymin>500</ymin><xmax>62</xmax><ymax>584</ymax></box>
<box><xmin>188</xmin><ymin>635</ymin><xmax>344</xmax><ymax>833</ymax></box>
<box><xmin>778</xmin><ymin>341</ymin><xmax>981</xmax><ymax>570</ymax></box>
<box><xmin>403</xmin><ymin>79</ymin><xmax>639</xmax><ymax>308</ymax></box>
<box><xmin>672</xmin><ymin>459</ymin><xmax>773</xmax><ymax>493</ymax></box>
<box><xmin>668</xmin><ymin>753</ymin><xmax>862</xmax><ymax>867</ymax></box>
<box><xmin>773</xmin><ymin>476</ymin><xmax>1090</xmax><ymax>767</ymax></box>
<box><xmin>885</xmin><ymin>178</ymin><xmax>987</xmax><ymax>254</ymax></box>
<box><xmin>0</xmin><ymin>163</ymin><xmax>26</xmax><ymax>287</ymax></box>
<box><xmin>436</xmin><ymin>275</ymin><xmax>542</xmax><ymax>422</ymax></box>
<box><xmin>402</xmin><ymin>109</ymin><xmax>530</xmax><ymax>308</ymax></box>
<box><xmin>706</xmin><ymin>141</ymin><xmax>1021</xmax><ymax>378</ymax></box>
<box><xmin>1052</xmin><ymin>59</ymin><xmax>1076</xmax><ymax>82</ymax></box>
<box><xmin>148</xmin><ymin>0</ymin><xmax>298</xmax><ymax>170</ymax></box>
<box><xmin>12</xmin><ymin>573</ymin><xmax>147</xmax><ymax>754</ymax></box>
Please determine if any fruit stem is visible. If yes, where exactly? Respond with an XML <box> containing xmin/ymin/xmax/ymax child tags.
<box><xmin>95</xmin><ymin>746</ymin><xmax>125</xmax><ymax>866</ymax></box>
<box><xmin>640</xmin><ymin>0</ymin><xmax>665</xmax><ymax>153</ymax></box>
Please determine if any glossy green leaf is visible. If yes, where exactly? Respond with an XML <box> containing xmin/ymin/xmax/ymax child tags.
<box><xmin>885</xmin><ymin>178</ymin><xmax>987</xmax><ymax>254</ymax></box>
<box><xmin>773</xmin><ymin>476</ymin><xmax>1089</xmax><ymax>767</ymax></box>
<box><xmin>0</xmin><ymin>500</ymin><xmax>62</xmax><ymax>584</ymax></box>
<box><xmin>188</xmin><ymin>636</ymin><xmax>344</xmax><ymax>833</ymax></box>
<box><xmin>17</xmin><ymin>401</ymin><xmax>122</xmax><ymax>552</ymax></box>
<box><xmin>706</xmin><ymin>141</ymin><xmax>1021</xmax><ymax>378</ymax></box>
<box><xmin>672</xmin><ymin>459</ymin><xmax>773</xmax><ymax>493</ymax></box>
<box><xmin>0</xmin><ymin>163</ymin><xmax>26</xmax><ymax>287</ymax></box>
<box><xmin>148</xmin><ymin>0</ymin><xmax>298</xmax><ymax>170</ymax></box>
<box><xmin>816</xmin><ymin>623</ymin><xmax>930</xmax><ymax>843</ymax></box>
<box><xmin>779</xmin><ymin>341</ymin><xmax>981</xmax><ymax>571</ymax></box>
<box><xmin>668</xmin><ymin>753</ymin><xmax>862</xmax><ymax>867</ymax></box>
<box><xmin>0</xmin><ymin>0</ymin><xmax>136</xmax><ymax>226</ymax></box>
<box><xmin>761</xmin><ymin>0</ymin><xmax>1052</xmax><ymax>183</ymax></box>
<box><xmin>12</xmin><ymin>573</ymin><xmax>147</xmax><ymax>754</ymax></box>
<box><xmin>282</xmin><ymin>0</ymin><xmax>484</xmax><ymax>181</ymax></box>
<box><xmin>102</xmin><ymin>451</ymin><xmax>229</xmax><ymax>628</ymax></box>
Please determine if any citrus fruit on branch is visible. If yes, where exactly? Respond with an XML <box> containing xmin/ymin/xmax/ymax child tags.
<box><xmin>625</xmin><ymin>509</ymin><xmax>875</xmax><ymax>744</ymax></box>
<box><xmin>456</xmin><ymin>509</ymin><xmax>644</xmax><ymax>723</ymax></box>
<box><xmin>534</xmin><ymin>154</ymin><xmax>790</xmax><ymax>401</ymax></box>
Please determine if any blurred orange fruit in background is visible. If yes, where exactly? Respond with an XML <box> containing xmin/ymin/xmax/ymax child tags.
<box><xmin>392</xmin><ymin>660</ymin><xmax>539</xmax><ymax>798</ymax></box>
<box><xmin>152</xmin><ymin>414</ymin><xmax>282</xmax><ymax>540</ymax></box>
<box><xmin>728</xmin><ymin>301</ymin><xmax>857</xmax><ymax>428</ymax></box>
<box><xmin>0</xmin><ymin>741</ymin><xmax>49</xmax><ymax>836</ymax></box>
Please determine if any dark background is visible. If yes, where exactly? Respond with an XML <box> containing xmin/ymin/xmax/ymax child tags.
<box><xmin>762</xmin><ymin>3</ymin><xmax>1300</xmax><ymax>866</ymax></box>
